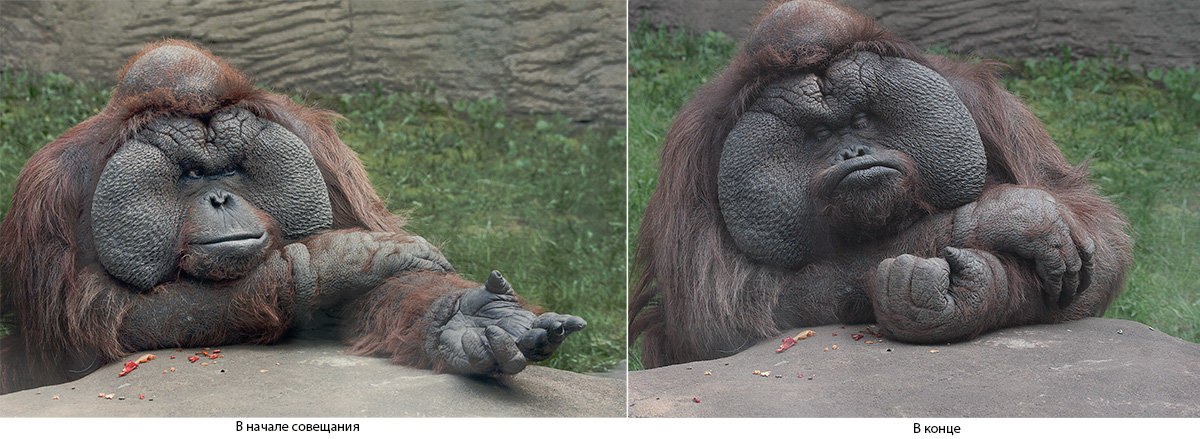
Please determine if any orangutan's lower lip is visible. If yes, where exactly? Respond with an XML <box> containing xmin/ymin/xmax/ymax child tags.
<box><xmin>193</xmin><ymin>232</ymin><xmax>266</xmax><ymax>249</ymax></box>
<box><xmin>838</xmin><ymin>165</ymin><xmax>901</xmax><ymax>189</ymax></box>
<box><xmin>826</xmin><ymin>155</ymin><xmax>904</xmax><ymax>192</ymax></box>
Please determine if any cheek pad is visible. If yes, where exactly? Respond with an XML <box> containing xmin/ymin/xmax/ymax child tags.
<box><xmin>238</xmin><ymin>120</ymin><xmax>333</xmax><ymax>239</ymax></box>
<box><xmin>718</xmin><ymin>110</ymin><xmax>827</xmax><ymax>267</ymax></box>
<box><xmin>92</xmin><ymin>112</ymin><xmax>333</xmax><ymax>290</ymax></box>
<box><xmin>840</xmin><ymin>53</ymin><xmax>986</xmax><ymax>209</ymax></box>
<box><xmin>92</xmin><ymin>140</ymin><xmax>184</xmax><ymax>290</ymax></box>
<box><xmin>716</xmin><ymin>54</ymin><xmax>985</xmax><ymax>267</ymax></box>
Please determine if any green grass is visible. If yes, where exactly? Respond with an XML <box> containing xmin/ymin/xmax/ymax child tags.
<box><xmin>1004</xmin><ymin>48</ymin><xmax>1200</xmax><ymax>346</ymax></box>
<box><xmin>628</xmin><ymin>26</ymin><xmax>1200</xmax><ymax>367</ymax></box>
<box><xmin>0</xmin><ymin>71</ymin><xmax>625</xmax><ymax>374</ymax></box>
<box><xmin>627</xmin><ymin>26</ymin><xmax>737</xmax><ymax>370</ymax></box>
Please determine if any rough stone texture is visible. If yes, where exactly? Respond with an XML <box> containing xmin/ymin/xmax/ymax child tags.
<box><xmin>630</xmin><ymin>0</ymin><xmax>1200</xmax><ymax>69</ymax></box>
<box><xmin>0</xmin><ymin>0</ymin><xmax>625</xmax><ymax>123</ymax></box>
<box><xmin>629</xmin><ymin>318</ymin><xmax>1200</xmax><ymax>417</ymax></box>
<box><xmin>0</xmin><ymin>339</ymin><xmax>625</xmax><ymax>417</ymax></box>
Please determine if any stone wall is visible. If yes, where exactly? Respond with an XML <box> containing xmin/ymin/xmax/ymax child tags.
<box><xmin>0</xmin><ymin>0</ymin><xmax>625</xmax><ymax>123</ymax></box>
<box><xmin>631</xmin><ymin>0</ymin><xmax>1200</xmax><ymax>70</ymax></box>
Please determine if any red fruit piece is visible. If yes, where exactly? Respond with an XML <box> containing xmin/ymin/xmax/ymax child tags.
<box><xmin>776</xmin><ymin>337</ymin><xmax>797</xmax><ymax>353</ymax></box>
<box><xmin>188</xmin><ymin>356</ymin><xmax>200</xmax><ymax>363</ymax></box>
<box><xmin>851</xmin><ymin>334</ymin><xmax>864</xmax><ymax>341</ymax></box>
<box><xmin>118</xmin><ymin>361</ymin><xmax>138</xmax><ymax>377</ymax></box>
<box><xmin>693</xmin><ymin>397</ymin><xmax>701</xmax><ymax>403</ymax></box>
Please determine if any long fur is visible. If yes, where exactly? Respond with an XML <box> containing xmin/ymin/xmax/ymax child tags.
<box><xmin>0</xmin><ymin>40</ymin><xmax>461</xmax><ymax>392</ymax></box>
<box><xmin>630</xmin><ymin>0</ymin><xmax>1131</xmax><ymax>368</ymax></box>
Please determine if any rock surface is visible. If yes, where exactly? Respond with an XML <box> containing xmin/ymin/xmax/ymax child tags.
<box><xmin>0</xmin><ymin>339</ymin><xmax>625</xmax><ymax>417</ymax></box>
<box><xmin>0</xmin><ymin>0</ymin><xmax>625</xmax><ymax>122</ymax></box>
<box><xmin>630</xmin><ymin>0</ymin><xmax>1200</xmax><ymax>70</ymax></box>
<box><xmin>629</xmin><ymin>318</ymin><xmax>1200</xmax><ymax>417</ymax></box>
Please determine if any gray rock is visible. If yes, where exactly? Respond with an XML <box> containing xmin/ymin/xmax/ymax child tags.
<box><xmin>630</xmin><ymin>0</ymin><xmax>1200</xmax><ymax>70</ymax></box>
<box><xmin>0</xmin><ymin>0</ymin><xmax>625</xmax><ymax>123</ymax></box>
<box><xmin>629</xmin><ymin>318</ymin><xmax>1200</xmax><ymax>417</ymax></box>
<box><xmin>0</xmin><ymin>339</ymin><xmax>625</xmax><ymax>417</ymax></box>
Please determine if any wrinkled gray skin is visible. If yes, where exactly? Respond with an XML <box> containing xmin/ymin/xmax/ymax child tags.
<box><xmin>88</xmin><ymin>45</ymin><xmax>582</xmax><ymax>375</ymax></box>
<box><xmin>429</xmin><ymin>271</ymin><xmax>587</xmax><ymax>375</ymax></box>
<box><xmin>719</xmin><ymin>52</ymin><xmax>986</xmax><ymax>267</ymax></box>
<box><xmin>718</xmin><ymin>52</ymin><xmax>1093</xmax><ymax>342</ymax></box>
<box><xmin>93</xmin><ymin>109</ymin><xmax>334</xmax><ymax>289</ymax></box>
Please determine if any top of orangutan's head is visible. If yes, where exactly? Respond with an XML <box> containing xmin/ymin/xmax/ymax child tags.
<box><xmin>746</xmin><ymin>0</ymin><xmax>856</xmax><ymax>58</ymax></box>
<box><xmin>113</xmin><ymin>40</ymin><xmax>255</xmax><ymax>117</ymax></box>
<box><xmin>743</xmin><ymin>0</ymin><xmax>920</xmax><ymax>73</ymax></box>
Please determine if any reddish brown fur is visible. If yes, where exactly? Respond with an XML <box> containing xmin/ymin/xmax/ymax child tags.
<box><xmin>345</xmin><ymin>272</ymin><xmax>478</xmax><ymax>372</ymax></box>
<box><xmin>0</xmin><ymin>40</ymin><xmax>474</xmax><ymax>392</ymax></box>
<box><xmin>630</xmin><ymin>0</ymin><xmax>1131</xmax><ymax>367</ymax></box>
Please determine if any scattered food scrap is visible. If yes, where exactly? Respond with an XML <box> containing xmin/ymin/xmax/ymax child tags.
<box><xmin>51</xmin><ymin>395</ymin><xmax>59</xmax><ymax>400</ymax></box>
<box><xmin>139</xmin><ymin>394</ymin><xmax>145</xmax><ymax>400</ymax></box>
<box><xmin>831</xmin><ymin>345</ymin><xmax>838</xmax><ymax>350</ymax></box>
<box><xmin>118</xmin><ymin>360</ymin><xmax>138</xmax><ymax>377</ymax></box>
<box><xmin>851</xmin><ymin>334</ymin><xmax>864</xmax><ymax>341</ymax></box>
<box><xmin>135</xmin><ymin>354</ymin><xmax>156</xmax><ymax>363</ymax></box>
<box><xmin>704</xmin><ymin>370</ymin><xmax>712</xmax><ymax>376</ymax></box>
<box><xmin>170</xmin><ymin>356</ymin><xmax>176</xmax><ymax>359</ymax></box>
<box><xmin>776</xmin><ymin>329</ymin><xmax>818</xmax><ymax>353</ymax></box>
<box><xmin>860</xmin><ymin>326</ymin><xmax>883</xmax><ymax>337</ymax></box>
<box><xmin>188</xmin><ymin>356</ymin><xmax>199</xmax><ymax>363</ymax></box>
<box><xmin>929</xmin><ymin>349</ymin><xmax>939</xmax><ymax>353</ymax></box>
<box><xmin>797</xmin><ymin>373</ymin><xmax>803</xmax><ymax>378</ymax></box>
<box><xmin>693</xmin><ymin>397</ymin><xmax>701</xmax><ymax>403</ymax></box>
<box><xmin>776</xmin><ymin>337</ymin><xmax>796</xmax><ymax>353</ymax></box>
<box><xmin>259</xmin><ymin>369</ymin><xmax>269</xmax><ymax>373</ymax></box>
